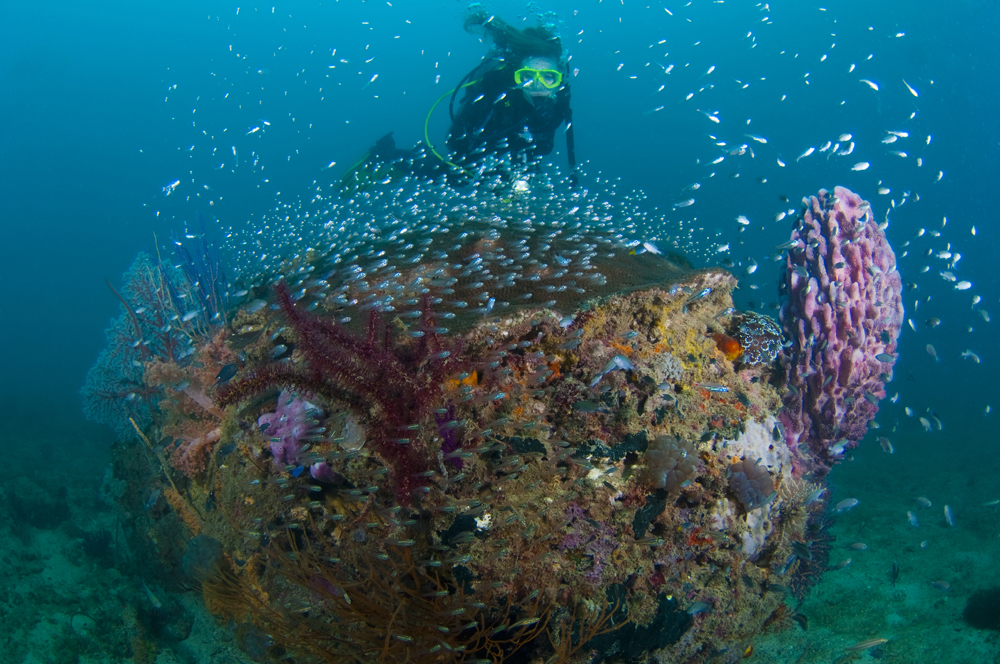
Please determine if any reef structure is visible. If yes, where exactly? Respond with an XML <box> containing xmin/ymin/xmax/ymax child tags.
<box><xmin>89</xmin><ymin>180</ymin><xmax>902</xmax><ymax>663</ymax></box>
<box><xmin>777</xmin><ymin>186</ymin><xmax>903</xmax><ymax>475</ymax></box>
<box><xmin>200</xmin><ymin>266</ymin><xmax>813</xmax><ymax>664</ymax></box>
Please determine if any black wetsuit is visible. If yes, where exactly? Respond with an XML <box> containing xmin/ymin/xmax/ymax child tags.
<box><xmin>340</xmin><ymin>63</ymin><xmax>575</xmax><ymax>196</ymax></box>
<box><xmin>447</xmin><ymin>64</ymin><xmax>573</xmax><ymax>169</ymax></box>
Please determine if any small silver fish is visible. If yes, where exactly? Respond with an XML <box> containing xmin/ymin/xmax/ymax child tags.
<box><xmin>833</xmin><ymin>498</ymin><xmax>859</xmax><ymax>513</ymax></box>
<box><xmin>943</xmin><ymin>505</ymin><xmax>954</xmax><ymax>527</ymax></box>
<box><xmin>803</xmin><ymin>488</ymin><xmax>825</xmax><ymax>506</ymax></box>
<box><xmin>961</xmin><ymin>350</ymin><xmax>981</xmax><ymax>363</ymax></box>
<box><xmin>686</xmin><ymin>287</ymin><xmax>712</xmax><ymax>303</ymax></box>
<box><xmin>612</xmin><ymin>354</ymin><xmax>636</xmax><ymax>371</ymax></box>
<box><xmin>142</xmin><ymin>582</ymin><xmax>163</xmax><ymax>609</ymax></box>
<box><xmin>907</xmin><ymin>511</ymin><xmax>919</xmax><ymax>527</ymax></box>
<box><xmin>844</xmin><ymin>637</ymin><xmax>887</xmax><ymax>652</ymax></box>
<box><xmin>686</xmin><ymin>601</ymin><xmax>712</xmax><ymax>615</ymax></box>
<box><xmin>246</xmin><ymin>299</ymin><xmax>267</xmax><ymax>313</ymax></box>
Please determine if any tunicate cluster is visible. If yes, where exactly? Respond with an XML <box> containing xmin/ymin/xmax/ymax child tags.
<box><xmin>729</xmin><ymin>457</ymin><xmax>775</xmax><ymax>510</ymax></box>
<box><xmin>340</xmin><ymin>412</ymin><xmax>367</xmax><ymax>451</ymax></box>
<box><xmin>734</xmin><ymin>312</ymin><xmax>784</xmax><ymax>366</ymax></box>
<box><xmin>649</xmin><ymin>352</ymin><xmax>685</xmax><ymax>384</ymax></box>
<box><xmin>645</xmin><ymin>435</ymin><xmax>699</xmax><ymax>492</ymax></box>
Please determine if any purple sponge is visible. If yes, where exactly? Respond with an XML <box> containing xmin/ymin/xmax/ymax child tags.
<box><xmin>258</xmin><ymin>390</ymin><xmax>337</xmax><ymax>482</ymax></box>
<box><xmin>258</xmin><ymin>390</ymin><xmax>316</xmax><ymax>467</ymax></box>
<box><xmin>777</xmin><ymin>187</ymin><xmax>903</xmax><ymax>476</ymax></box>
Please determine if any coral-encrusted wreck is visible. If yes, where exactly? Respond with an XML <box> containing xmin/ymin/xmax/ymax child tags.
<box><xmin>204</xmin><ymin>268</ymin><xmax>808</xmax><ymax>664</ymax></box>
<box><xmin>89</xmin><ymin>184</ymin><xmax>900</xmax><ymax>663</ymax></box>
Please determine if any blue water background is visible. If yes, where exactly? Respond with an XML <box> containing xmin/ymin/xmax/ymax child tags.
<box><xmin>1</xmin><ymin>0</ymin><xmax>998</xmax><ymax>500</ymax></box>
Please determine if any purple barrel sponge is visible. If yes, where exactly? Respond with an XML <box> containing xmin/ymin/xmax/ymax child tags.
<box><xmin>778</xmin><ymin>186</ymin><xmax>903</xmax><ymax>475</ymax></box>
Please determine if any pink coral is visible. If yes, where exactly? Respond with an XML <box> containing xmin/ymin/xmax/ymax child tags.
<box><xmin>170</xmin><ymin>428</ymin><xmax>221</xmax><ymax>478</ymax></box>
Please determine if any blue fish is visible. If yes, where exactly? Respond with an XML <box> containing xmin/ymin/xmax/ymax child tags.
<box><xmin>214</xmin><ymin>363</ymin><xmax>239</xmax><ymax>386</ymax></box>
<box><xmin>686</xmin><ymin>601</ymin><xmax>712</xmax><ymax>615</ymax></box>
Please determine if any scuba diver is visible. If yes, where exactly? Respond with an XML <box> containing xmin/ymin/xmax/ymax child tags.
<box><xmin>339</xmin><ymin>12</ymin><xmax>576</xmax><ymax>197</ymax></box>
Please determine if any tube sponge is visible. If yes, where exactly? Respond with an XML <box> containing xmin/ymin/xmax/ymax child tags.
<box><xmin>778</xmin><ymin>186</ymin><xmax>903</xmax><ymax>475</ymax></box>
<box><xmin>644</xmin><ymin>435</ymin><xmax>698</xmax><ymax>492</ymax></box>
<box><xmin>729</xmin><ymin>457</ymin><xmax>775</xmax><ymax>511</ymax></box>
<box><xmin>258</xmin><ymin>390</ymin><xmax>318</xmax><ymax>468</ymax></box>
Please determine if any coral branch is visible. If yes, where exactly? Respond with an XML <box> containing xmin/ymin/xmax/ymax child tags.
<box><xmin>216</xmin><ymin>281</ymin><xmax>459</xmax><ymax>504</ymax></box>
<box><xmin>105</xmin><ymin>278</ymin><xmax>150</xmax><ymax>361</ymax></box>
<box><xmin>170</xmin><ymin>427</ymin><xmax>222</xmax><ymax>478</ymax></box>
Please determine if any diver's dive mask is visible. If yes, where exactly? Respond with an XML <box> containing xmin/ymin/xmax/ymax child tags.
<box><xmin>514</xmin><ymin>67</ymin><xmax>563</xmax><ymax>89</ymax></box>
